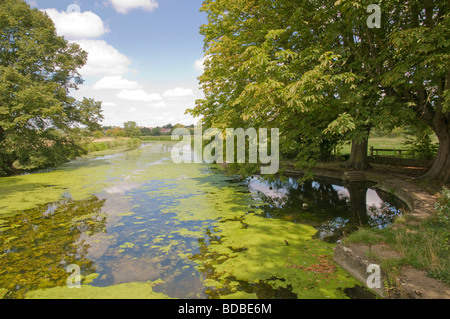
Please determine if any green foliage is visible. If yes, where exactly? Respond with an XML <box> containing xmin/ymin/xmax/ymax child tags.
<box><xmin>139</xmin><ymin>135</ymin><xmax>173</xmax><ymax>141</ymax></box>
<box><xmin>371</xmin><ymin>127</ymin><xmax>407</xmax><ymax>139</ymax></box>
<box><xmin>151</xmin><ymin>127</ymin><xmax>162</xmax><ymax>136</ymax></box>
<box><xmin>140</xmin><ymin>127</ymin><xmax>152</xmax><ymax>136</ymax></box>
<box><xmin>190</xmin><ymin>0</ymin><xmax>360</xmax><ymax>171</ymax></box>
<box><xmin>189</xmin><ymin>0</ymin><xmax>450</xmax><ymax>180</ymax></box>
<box><xmin>106</xmin><ymin>127</ymin><xmax>125</xmax><ymax>137</ymax></box>
<box><xmin>403</xmin><ymin>124</ymin><xmax>439</xmax><ymax>160</ymax></box>
<box><xmin>386</xmin><ymin>225</ymin><xmax>449</xmax><ymax>284</ymax></box>
<box><xmin>83</xmin><ymin>138</ymin><xmax>141</xmax><ymax>153</ymax></box>
<box><xmin>0</xmin><ymin>0</ymin><xmax>103</xmax><ymax>175</ymax></box>
<box><xmin>434</xmin><ymin>187</ymin><xmax>450</xmax><ymax>231</ymax></box>
<box><xmin>344</xmin><ymin>228</ymin><xmax>385</xmax><ymax>246</ymax></box>
<box><xmin>123</xmin><ymin>121</ymin><xmax>141</xmax><ymax>138</ymax></box>
<box><xmin>92</xmin><ymin>130</ymin><xmax>104</xmax><ymax>139</ymax></box>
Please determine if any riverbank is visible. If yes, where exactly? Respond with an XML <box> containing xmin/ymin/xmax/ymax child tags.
<box><xmin>83</xmin><ymin>137</ymin><xmax>142</xmax><ymax>153</ymax></box>
<box><xmin>281</xmin><ymin>161</ymin><xmax>450</xmax><ymax>299</ymax></box>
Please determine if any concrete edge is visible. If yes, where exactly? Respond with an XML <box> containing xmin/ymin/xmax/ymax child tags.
<box><xmin>333</xmin><ymin>244</ymin><xmax>387</xmax><ymax>298</ymax></box>
<box><xmin>284</xmin><ymin>166</ymin><xmax>449</xmax><ymax>299</ymax></box>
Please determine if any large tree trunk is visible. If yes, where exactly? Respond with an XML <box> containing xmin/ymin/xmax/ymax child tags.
<box><xmin>347</xmin><ymin>137</ymin><xmax>371</xmax><ymax>170</ymax></box>
<box><xmin>420</xmin><ymin>115</ymin><xmax>450</xmax><ymax>184</ymax></box>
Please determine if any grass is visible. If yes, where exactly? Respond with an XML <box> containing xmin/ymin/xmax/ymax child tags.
<box><xmin>138</xmin><ymin>135</ymin><xmax>173</xmax><ymax>141</ymax></box>
<box><xmin>343</xmin><ymin>187</ymin><xmax>450</xmax><ymax>285</ymax></box>
<box><xmin>83</xmin><ymin>138</ymin><xmax>142</xmax><ymax>153</ymax></box>
<box><xmin>337</xmin><ymin>137</ymin><xmax>406</xmax><ymax>157</ymax></box>
<box><xmin>337</xmin><ymin>135</ymin><xmax>438</xmax><ymax>158</ymax></box>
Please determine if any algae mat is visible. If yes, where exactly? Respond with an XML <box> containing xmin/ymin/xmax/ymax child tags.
<box><xmin>0</xmin><ymin>142</ymin><xmax>360</xmax><ymax>299</ymax></box>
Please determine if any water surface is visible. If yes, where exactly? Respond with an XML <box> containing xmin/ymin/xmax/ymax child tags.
<box><xmin>0</xmin><ymin>142</ymin><xmax>406</xmax><ymax>299</ymax></box>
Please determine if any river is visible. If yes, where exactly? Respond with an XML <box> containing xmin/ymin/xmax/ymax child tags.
<box><xmin>0</xmin><ymin>141</ymin><xmax>406</xmax><ymax>299</ymax></box>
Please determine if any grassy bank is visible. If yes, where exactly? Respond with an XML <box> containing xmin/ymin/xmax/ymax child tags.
<box><xmin>83</xmin><ymin>138</ymin><xmax>142</xmax><ymax>153</ymax></box>
<box><xmin>138</xmin><ymin>136</ymin><xmax>173</xmax><ymax>141</ymax></box>
<box><xmin>337</xmin><ymin>137</ymin><xmax>408</xmax><ymax>158</ymax></box>
<box><xmin>343</xmin><ymin>187</ymin><xmax>450</xmax><ymax>286</ymax></box>
<box><xmin>337</xmin><ymin>135</ymin><xmax>438</xmax><ymax>158</ymax></box>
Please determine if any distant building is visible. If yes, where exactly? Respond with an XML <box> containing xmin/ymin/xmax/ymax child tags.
<box><xmin>160</xmin><ymin>128</ymin><xmax>171</xmax><ymax>134</ymax></box>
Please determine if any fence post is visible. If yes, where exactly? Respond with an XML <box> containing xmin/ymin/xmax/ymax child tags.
<box><xmin>370</xmin><ymin>146</ymin><xmax>374</xmax><ymax>157</ymax></box>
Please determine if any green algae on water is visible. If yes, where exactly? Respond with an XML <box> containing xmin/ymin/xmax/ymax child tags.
<box><xmin>25</xmin><ymin>281</ymin><xmax>173</xmax><ymax>299</ymax></box>
<box><xmin>192</xmin><ymin>213</ymin><xmax>359</xmax><ymax>298</ymax></box>
<box><xmin>0</xmin><ymin>143</ymin><xmax>177</xmax><ymax>216</ymax></box>
<box><xmin>152</xmin><ymin>166</ymin><xmax>360</xmax><ymax>298</ymax></box>
<box><xmin>0</xmin><ymin>196</ymin><xmax>107</xmax><ymax>299</ymax></box>
<box><xmin>0</xmin><ymin>142</ymin><xmax>362</xmax><ymax>299</ymax></box>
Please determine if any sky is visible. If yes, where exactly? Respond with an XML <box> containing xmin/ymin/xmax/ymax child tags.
<box><xmin>25</xmin><ymin>0</ymin><xmax>208</xmax><ymax>127</ymax></box>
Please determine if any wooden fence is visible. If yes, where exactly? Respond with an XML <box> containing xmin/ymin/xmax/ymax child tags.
<box><xmin>370</xmin><ymin>147</ymin><xmax>409</xmax><ymax>158</ymax></box>
<box><xmin>369</xmin><ymin>147</ymin><xmax>432</xmax><ymax>168</ymax></box>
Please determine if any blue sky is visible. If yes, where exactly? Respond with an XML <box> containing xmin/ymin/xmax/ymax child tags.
<box><xmin>26</xmin><ymin>0</ymin><xmax>207</xmax><ymax>127</ymax></box>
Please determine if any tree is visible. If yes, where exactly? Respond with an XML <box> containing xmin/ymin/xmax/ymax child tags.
<box><xmin>123</xmin><ymin>121</ymin><xmax>140</xmax><ymax>138</ymax></box>
<box><xmin>404</xmin><ymin>122</ymin><xmax>439</xmax><ymax>160</ymax></box>
<box><xmin>150</xmin><ymin>127</ymin><xmax>161</xmax><ymax>136</ymax></box>
<box><xmin>380</xmin><ymin>0</ymin><xmax>449</xmax><ymax>182</ymax></box>
<box><xmin>330</xmin><ymin>0</ymin><xmax>449</xmax><ymax>176</ymax></box>
<box><xmin>190</xmin><ymin>0</ymin><xmax>449</xmax><ymax>182</ymax></box>
<box><xmin>0</xmin><ymin>0</ymin><xmax>103</xmax><ymax>175</ymax></box>
<box><xmin>189</xmin><ymin>0</ymin><xmax>361</xmax><ymax>172</ymax></box>
<box><xmin>106</xmin><ymin>127</ymin><xmax>125</xmax><ymax>137</ymax></box>
<box><xmin>140</xmin><ymin>127</ymin><xmax>152</xmax><ymax>136</ymax></box>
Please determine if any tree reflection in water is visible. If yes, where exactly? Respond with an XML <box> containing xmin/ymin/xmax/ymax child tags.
<box><xmin>248</xmin><ymin>176</ymin><xmax>407</xmax><ymax>243</ymax></box>
<box><xmin>0</xmin><ymin>196</ymin><xmax>107</xmax><ymax>298</ymax></box>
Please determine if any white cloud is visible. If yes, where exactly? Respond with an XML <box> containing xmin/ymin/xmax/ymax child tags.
<box><xmin>43</xmin><ymin>9</ymin><xmax>132</xmax><ymax>79</ymax></box>
<box><xmin>117</xmin><ymin>89</ymin><xmax>162</xmax><ymax>102</ymax></box>
<box><xmin>108</xmin><ymin>0</ymin><xmax>158</xmax><ymax>14</ymax></box>
<box><xmin>152</xmin><ymin>101</ymin><xmax>166</xmax><ymax>108</ymax></box>
<box><xmin>44</xmin><ymin>9</ymin><xmax>109</xmax><ymax>40</ymax></box>
<box><xmin>193</xmin><ymin>55</ymin><xmax>210</xmax><ymax>73</ymax></box>
<box><xmin>102</xmin><ymin>101</ymin><xmax>118</xmax><ymax>107</ymax></box>
<box><xmin>44</xmin><ymin>8</ymin><xmax>134</xmax><ymax>80</ymax></box>
<box><xmin>74</xmin><ymin>40</ymin><xmax>131</xmax><ymax>77</ymax></box>
<box><xmin>163</xmin><ymin>87</ymin><xmax>194</xmax><ymax>98</ymax></box>
<box><xmin>94</xmin><ymin>76</ymin><xmax>141</xmax><ymax>90</ymax></box>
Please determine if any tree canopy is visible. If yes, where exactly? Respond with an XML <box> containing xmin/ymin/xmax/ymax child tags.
<box><xmin>123</xmin><ymin>121</ymin><xmax>141</xmax><ymax>138</ymax></box>
<box><xmin>0</xmin><ymin>0</ymin><xmax>103</xmax><ymax>175</ymax></box>
<box><xmin>188</xmin><ymin>0</ymin><xmax>449</xmax><ymax>183</ymax></box>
